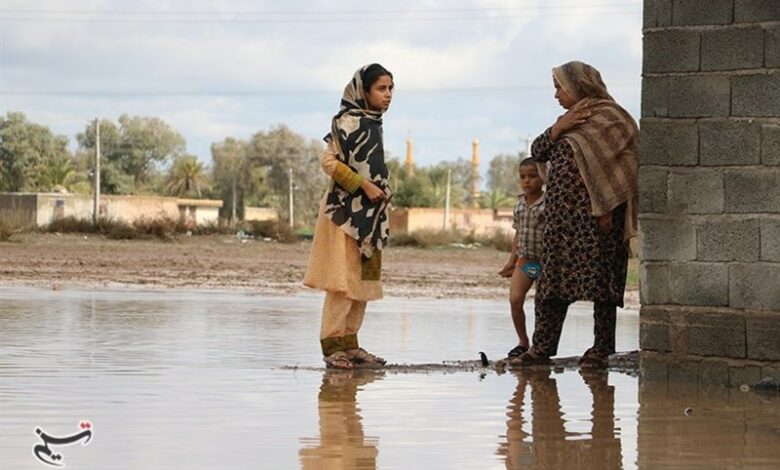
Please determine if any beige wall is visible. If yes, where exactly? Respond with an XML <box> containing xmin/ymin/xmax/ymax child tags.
<box><xmin>244</xmin><ymin>207</ymin><xmax>278</xmax><ymax>222</ymax></box>
<box><xmin>389</xmin><ymin>207</ymin><xmax>513</xmax><ymax>235</ymax></box>
<box><xmin>1</xmin><ymin>193</ymin><xmax>224</xmax><ymax>227</ymax></box>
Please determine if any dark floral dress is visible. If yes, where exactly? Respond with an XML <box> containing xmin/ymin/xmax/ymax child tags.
<box><xmin>531</xmin><ymin>128</ymin><xmax>628</xmax><ymax>307</ymax></box>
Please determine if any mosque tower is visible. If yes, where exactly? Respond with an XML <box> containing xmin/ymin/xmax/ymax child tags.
<box><xmin>405</xmin><ymin>134</ymin><xmax>415</xmax><ymax>176</ymax></box>
<box><xmin>470</xmin><ymin>138</ymin><xmax>480</xmax><ymax>207</ymax></box>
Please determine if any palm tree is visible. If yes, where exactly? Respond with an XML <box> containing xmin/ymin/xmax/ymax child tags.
<box><xmin>481</xmin><ymin>188</ymin><xmax>515</xmax><ymax>210</ymax></box>
<box><xmin>37</xmin><ymin>153</ymin><xmax>79</xmax><ymax>191</ymax></box>
<box><xmin>166</xmin><ymin>155</ymin><xmax>208</xmax><ymax>197</ymax></box>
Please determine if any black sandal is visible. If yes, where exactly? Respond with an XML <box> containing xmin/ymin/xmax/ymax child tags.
<box><xmin>507</xmin><ymin>344</ymin><xmax>529</xmax><ymax>358</ymax></box>
<box><xmin>579</xmin><ymin>349</ymin><xmax>609</xmax><ymax>369</ymax></box>
<box><xmin>508</xmin><ymin>350</ymin><xmax>551</xmax><ymax>367</ymax></box>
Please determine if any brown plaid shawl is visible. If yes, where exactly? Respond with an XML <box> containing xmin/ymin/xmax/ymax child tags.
<box><xmin>553</xmin><ymin>61</ymin><xmax>639</xmax><ymax>240</ymax></box>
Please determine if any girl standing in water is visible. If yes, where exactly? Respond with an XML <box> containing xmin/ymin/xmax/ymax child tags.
<box><xmin>304</xmin><ymin>64</ymin><xmax>394</xmax><ymax>370</ymax></box>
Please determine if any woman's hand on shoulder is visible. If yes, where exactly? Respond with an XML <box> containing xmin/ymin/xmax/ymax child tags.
<box><xmin>550</xmin><ymin>108</ymin><xmax>591</xmax><ymax>140</ymax></box>
<box><xmin>361</xmin><ymin>179</ymin><xmax>387</xmax><ymax>203</ymax></box>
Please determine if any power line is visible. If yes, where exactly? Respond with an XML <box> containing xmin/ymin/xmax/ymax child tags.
<box><xmin>0</xmin><ymin>2</ymin><xmax>641</xmax><ymax>16</ymax></box>
<box><xmin>0</xmin><ymin>5</ymin><xmax>641</xmax><ymax>23</ymax></box>
<box><xmin>0</xmin><ymin>83</ymin><xmax>639</xmax><ymax>97</ymax></box>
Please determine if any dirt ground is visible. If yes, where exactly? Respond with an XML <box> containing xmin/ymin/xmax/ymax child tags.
<box><xmin>0</xmin><ymin>233</ymin><xmax>639</xmax><ymax>307</ymax></box>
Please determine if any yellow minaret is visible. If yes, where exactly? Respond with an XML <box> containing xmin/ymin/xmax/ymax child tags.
<box><xmin>470</xmin><ymin>138</ymin><xmax>480</xmax><ymax>207</ymax></box>
<box><xmin>405</xmin><ymin>135</ymin><xmax>415</xmax><ymax>176</ymax></box>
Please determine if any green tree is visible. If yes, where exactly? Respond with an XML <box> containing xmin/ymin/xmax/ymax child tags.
<box><xmin>211</xmin><ymin>137</ymin><xmax>255</xmax><ymax>225</ymax></box>
<box><xmin>480</xmin><ymin>188</ymin><xmax>515</xmax><ymax>210</ymax></box>
<box><xmin>0</xmin><ymin>112</ymin><xmax>74</xmax><ymax>192</ymax></box>
<box><xmin>166</xmin><ymin>155</ymin><xmax>208</xmax><ymax>197</ymax></box>
<box><xmin>77</xmin><ymin>115</ymin><xmax>186</xmax><ymax>192</ymax></box>
<box><xmin>247</xmin><ymin>125</ymin><xmax>326</xmax><ymax>228</ymax></box>
<box><xmin>487</xmin><ymin>152</ymin><xmax>524</xmax><ymax>197</ymax></box>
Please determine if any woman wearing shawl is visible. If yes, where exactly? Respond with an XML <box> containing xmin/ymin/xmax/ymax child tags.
<box><xmin>304</xmin><ymin>64</ymin><xmax>394</xmax><ymax>370</ymax></box>
<box><xmin>512</xmin><ymin>61</ymin><xmax>639</xmax><ymax>368</ymax></box>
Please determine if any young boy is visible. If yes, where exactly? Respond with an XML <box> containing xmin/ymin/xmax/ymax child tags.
<box><xmin>498</xmin><ymin>158</ymin><xmax>545</xmax><ymax>359</ymax></box>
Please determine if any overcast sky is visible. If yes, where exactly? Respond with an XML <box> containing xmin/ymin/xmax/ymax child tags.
<box><xmin>0</xmin><ymin>0</ymin><xmax>642</xmax><ymax>177</ymax></box>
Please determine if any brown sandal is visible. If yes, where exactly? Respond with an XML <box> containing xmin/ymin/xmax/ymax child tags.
<box><xmin>346</xmin><ymin>348</ymin><xmax>387</xmax><ymax>367</ymax></box>
<box><xmin>323</xmin><ymin>351</ymin><xmax>354</xmax><ymax>370</ymax></box>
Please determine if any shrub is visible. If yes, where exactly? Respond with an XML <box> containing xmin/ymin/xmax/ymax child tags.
<box><xmin>246</xmin><ymin>219</ymin><xmax>297</xmax><ymax>244</ymax></box>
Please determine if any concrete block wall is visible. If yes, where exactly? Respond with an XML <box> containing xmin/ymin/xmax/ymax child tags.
<box><xmin>640</xmin><ymin>0</ymin><xmax>780</xmax><ymax>379</ymax></box>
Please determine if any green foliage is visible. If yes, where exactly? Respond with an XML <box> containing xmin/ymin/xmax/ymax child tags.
<box><xmin>0</xmin><ymin>112</ymin><xmax>79</xmax><ymax>192</ymax></box>
<box><xmin>480</xmin><ymin>188</ymin><xmax>515</xmax><ymax>210</ymax></box>
<box><xmin>166</xmin><ymin>155</ymin><xmax>208</xmax><ymax>197</ymax></box>
<box><xmin>389</xmin><ymin>158</ymin><xmax>471</xmax><ymax>208</ymax></box>
<box><xmin>247</xmin><ymin>124</ymin><xmax>326</xmax><ymax>228</ymax></box>
<box><xmin>77</xmin><ymin>115</ymin><xmax>186</xmax><ymax>192</ymax></box>
<box><xmin>487</xmin><ymin>152</ymin><xmax>524</xmax><ymax>197</ymax></box>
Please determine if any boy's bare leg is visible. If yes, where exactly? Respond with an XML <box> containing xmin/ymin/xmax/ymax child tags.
<box><xmin>509</xmin><ymin>267</ymin><xmax>534</xmax><ymax>348</ymax></box>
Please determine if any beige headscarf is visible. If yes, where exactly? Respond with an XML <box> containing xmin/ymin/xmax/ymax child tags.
<box><xmin>552</xmin><ymin>61</ymin><xmax>639</xmax><ymax>241</ymax></box>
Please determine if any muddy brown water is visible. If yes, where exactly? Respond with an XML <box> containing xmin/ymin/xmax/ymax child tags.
<box><xmin>1</xmin><ymin>288</ymin><xmax>778</xmax><ymax>469</ymax></box>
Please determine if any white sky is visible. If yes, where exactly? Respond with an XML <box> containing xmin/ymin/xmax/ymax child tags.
<box><xmin>0</xmin><ymin>0</ymin><xmax>643</xmax><ymax>176</ymax></box>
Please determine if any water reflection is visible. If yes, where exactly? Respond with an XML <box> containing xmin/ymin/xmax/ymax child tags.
<box><xmin>499</xmin><ymin>369</ymin><xmax>622</xmax><ymax>469</ymax></box>
<box><xmin>299</xmin><ymin>370</ymin><xmax>383</xmax><ymax>470</ymax></box>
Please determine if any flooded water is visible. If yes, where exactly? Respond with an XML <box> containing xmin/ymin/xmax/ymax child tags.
<box><xmin>1</xmin><ymin>288</ymin><xmax>778</xmax><ymax>469</ymax></box>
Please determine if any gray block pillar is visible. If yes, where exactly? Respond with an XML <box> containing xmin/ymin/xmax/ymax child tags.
<box><xmin>640</xmin><ymin>0</ymin><xmax>780</xmax><ymax>382</ymax></box>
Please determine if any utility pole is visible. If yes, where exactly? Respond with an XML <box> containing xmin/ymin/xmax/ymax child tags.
<box><xmin>92</xmin><ymin>119</ymin><xmax>101</xmax><ymax>226</ymax></box>
<box><xmin>288</xmin><ymin>167</ymin><xmax>294</xmax><ymax>228</ymax></box>
<box><xmin>443</xmin><ymin>168</ymin><xmax>452</xmax><ymax>230</ymax></box>
<box><xmin>230</xmin><ymin>170</ymin><xmax>237</xmax><ymax>228</ymax></box>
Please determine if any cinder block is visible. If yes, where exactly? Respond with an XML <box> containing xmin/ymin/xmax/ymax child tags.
<box><xmin>639</xmin><ymin>217</ymin><xmax>697</xmax><ymax>261</ymax></box>
<box><xmin>639</xmin><ymin>166</ymin><xmax>669</xmax><ymax>213</ymax></box>
<box><xmin>644</xmin><ymin>30</ymin><xmax>701</xmax><ymax>73</ymax></box>
<box><xmin>640</xmin><ymin>262</ymin><xmax>670</xmax><ymax>305</ymax></box>
<box><xmin>641</xmin><ymin>319</ymin><xmax>672</xmax><ymax>352</ymax></box>
<box><xmin>642</xmin><ymin>77</ymin><xmax>671</xmax><ymax>118</ymax></box>
<box><xmin>668</xmin><ymin>169</ymin><xmax>724</xmax><ymax>214</ymax></box>
<box><xmin>760</xmin><ymin>219</ymin><xmax>780</xmax><ymax>262</ymax></box>
<box><xmin>724</xmin><ymin>168</ymin><xmax>780</xmax><ymax>213</ymax></box>
<box><xmin>702</xmin><ymin>27</ymin><xmax>765</xmax><ymax>71</ymax></box>
<box><xmin>699</xmin><ymin>359</ymin><xmax>731</xmax><ymax>387</ymax></box>
<box><xmin>668</xmin><ymin>359</ymin><xmax>700</xmax><ymax>393</ymax></box>
<box><xmin>640</xmin><ymin>119</ymin><xmax>698</xmax><ymax>166</ymax></box>
<box><xmin>669</xmin><ymin>75</ymin><xmax>731</xmax><ymax>118</ymax></box>
<box><xmin>732</xmin><ymin>72</ymin><xmax>780</xmax><ymax>117</ymax></box>
<box><xmin>735</xmin><ymin>0</ymin><xmax>780</xmax><ymax>23</ymax></box>
<box><xmin>762</xmin><ymin>124</ymin><xmax>780</xmax><ymax>165</ymax></box>
<box><xmin>683</xmin><ymin>310</ymin><xmax>747</xmax><ymax>358</ymax></box>
<box><xmin>729</xmin><ymin>263</ymin><xmax>780</xmax><ymax>309</ymax></box>
<box><xmin>639</xmin><ymin>350</ymin><xmax>669</xmax><ymax>382</ymax></box>
<box><xmin>643</xmin><ymin>0</ymin><xmax>673</xmax><ymax>27</ymax></box>
<box><xmin>669</xmin><ymin>262</ymin><xmax>729</xmax><ymax>306</ymax></box>
<box><xmin>699</xmin><ymin>119</ymin><xmax>761</xmax><ymax>166</ymax></box>
<box><xmin>729</xmin><ymin>365</ymin><xmax>762</xmax><ymax>387</ymax></box>
<box><xmin>673</xmin><ymin>0</ymin><xmax>734</xmax><ymax>25</ymax></box>
<box><xmin>746</xmin><ymin>314</ymin><xmax>780</xmax><ymax>361</ymax></box>
<box><xmin>696</xmin><ymin>218</ymin><xmax>761</xmax><ymax>262</ymax></box>
<box><xmin>767</xmin><ymin>26</ymin><xmax>780</xmax><ymax>68</ymax></box>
